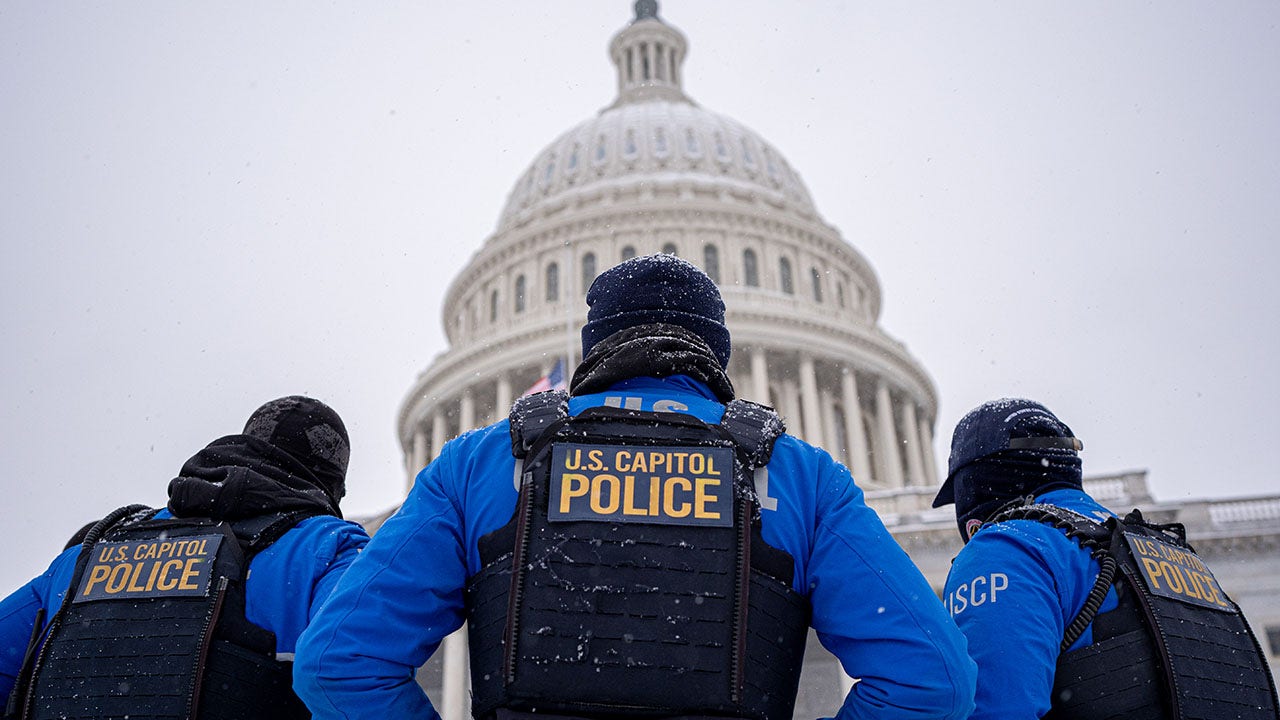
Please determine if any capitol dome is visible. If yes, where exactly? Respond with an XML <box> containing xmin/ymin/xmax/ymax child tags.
<box><xmin>402</xmin><ymin>1</ymin><xmax>939</xmax><ymax>498</ymax></box>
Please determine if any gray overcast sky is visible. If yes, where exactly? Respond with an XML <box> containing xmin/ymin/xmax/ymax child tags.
<box><xmin>2</xmin><ymin>1</ymin><xmax>1277</xmax><ymax>591</ymax></box>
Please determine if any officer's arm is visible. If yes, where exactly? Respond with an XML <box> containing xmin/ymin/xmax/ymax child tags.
<box><xmin>805</xmin><ymin>459</ymin><xmax>977</xmax><ymax>720</ymax></box>
<box><xmin>294</xmin><ymin>443</ymin><xmax>471</xmax><ymax>720</ymax></box>
<box><xmin>943</xmin><ymin>524</ymin><xmax>1065</xmax><ymax>719</ymax></box>
<box><xmin>0</xmin><ymin>547</ymin><xmax>77</xmax><ymax>703</ymax></box>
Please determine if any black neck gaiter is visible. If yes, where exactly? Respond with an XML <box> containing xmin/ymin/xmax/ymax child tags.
<box><xmin>953</xmin><ymin>448</ymin><xmax>1082</xmax><ymax>542</ymax></box>
<box><xmin>569</xmin><ymin>323</ymin><xmax>735</xmax><ymax>403</ymax></box>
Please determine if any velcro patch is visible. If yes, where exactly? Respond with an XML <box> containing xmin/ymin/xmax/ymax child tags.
<box><xmin>73</xmin><ymin>535</ymin><xmax>224</xmax><ymax>603</ymax></box>
<box><xmin>548</xmin><ymin>443</ymin><xmax>734</xmax><ymax>526</ymax></box>
<box><xmin>1124</xmin><ymin>532</ymin><xmax>1234</xmax><ymax>612</ymax></box>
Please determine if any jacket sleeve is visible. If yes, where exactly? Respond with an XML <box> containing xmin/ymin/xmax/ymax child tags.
<box><xmin>941</xmin><ymin>523</ymin><xmax>1071</xmax><ymax>719</ymax></box>
<box><xmin>798</xmin><ymin>451</ymin><xmax>977</xmax><ymax>720</ymax></box>
<box><xmin>294</xmin><ymin>441</ymin><xmax>472</xmax><ymax>720</ymax></box>
<box><xmin>0</xmin><ymin>548</ymin><xmax>78</xmax><ymax>704</ymax></box>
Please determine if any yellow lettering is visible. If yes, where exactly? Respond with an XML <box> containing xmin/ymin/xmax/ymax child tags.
<box><xmin>614</xmin><ymin>451</ymin><xmax>630</xmax><ymax>473</ymax></box>
<box><xmin>587</xmin><ymin>449</ymin><xmax>605</xmax><ymax>471</ymax></box>
<box><xmin>158</xmin><ymin>542</ymin><xmax>174</xmax><ymax>558</ymax></box>
<box><xmin>97</xmin><ymin>546</ymin><xmax>113</xmax><ymax>562</ymax></box>
<box><xmin>590</xmin><ymin>474</ymin><xmax>620</xmax><ymax>514</ymax></box>
<box><xmin>694</xmin><ymin>477</ymin><xmax>721</xmax><ymax>519</ymax></box>
<box><xmin>156</xmin><ymin>559</ymin><xmax>184</xmax><ymax>591</ymax></box>
<box><xmin>705</xmin><ymin>453</ymin><xmax>720</xmax><ymax>476</ymax></box>
<box><xmin>630</xmin><ymin>452</ymin><xmax>647</xmax><ymax>473</ymax></box>
<box><xmin>126</xmin><ymin>561</ymin><xmax>148</xmax><ymax>592</ymax></box>
<box><xmin>559</xmin><ymin>473</ymin><xmax>590</xmax><ymax>513</ymax></box>
<box><xmin>664</xmin><ymin>477</ymin><xmax>692</xmax><ymax>517</ymax></box>
<box><xmin>671</xmin><ymin>452</ymin><xmax>688</xmax><ymax>474</ymax></box>
<box><xmin>145</xmin><ymin>559</ymin><xmax>162</xmax><ymax>591</ymax></box>
<box><xmin>1160</xmin><ymin>561</ymin><xmax>1185</xmax><ymax>594</ymax></box>
<box><xmin>648</xmin><ymin>452</ymin><xmax>666</xmax><ymax>472</ymax></box>
<box><xmin>648</xmin><ymin>476</ymin><xmax>660</xmax><ymax>516</ymax></box>
<box><xmin>689</xmin><ymin>452</ymin><xmax>704</xmax><ymax>475</ymax></box>
<box><xmin>104</xmin><ymin>563</ymin><xmax>132</xmax><ymax>594</ymax></box>
<box><xmin>178</xmin><ymin>558</ymin><xmax>203</xmax><ymax>590</ymax></box>
<box><xmin>622</xmin><ymin>475</ymin><xmax>648</xmax><ymax>515</ymax></box>
<box><xmin>565</xmin><ymin>448</ymin><xmax>581</xmax><ymax>470</ymax></box>
<box><xmin>82</xmin><ymin>564</ymin><xmax>111</xmax><ymax>596</ymax></box>
<box><xmin>112</xmin><ymin>546</ymin><xmax>128</xmax><ymax>562</ymax></box>
<box><xmin>1140</xmin><ymin>557</ymin><xmax>1165</xmax><ymax>590</ymax></box>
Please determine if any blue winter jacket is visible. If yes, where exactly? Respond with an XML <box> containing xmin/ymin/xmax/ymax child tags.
<box><xmin>0</xmin><ymin>510</ymin><xmax>369</xmax><ymax>703</ymax></box>
<box><xmin>295</xmin><ymin>376</ymin><xmax>977</xmax><ymax>720</ymax></box>
<box><xmin>941</xmin><ymin>487</ymin><xmax>1119</xmax><ymax>719</ymax></box>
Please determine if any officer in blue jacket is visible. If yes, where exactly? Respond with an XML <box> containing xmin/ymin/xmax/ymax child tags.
<box><xmin>295</xmin><ymin>254</ymin><xmax>976</xmax><ymax>720</ymax></box>
<box><xmin>0</xmin><ymin>395</ymin><xmax>370</xmax><ymax>719</ymax></box>
<box><xmin>933</xmin><ymin>398</ymin><xmax>1277</xmax><ymax>720</ymax></box>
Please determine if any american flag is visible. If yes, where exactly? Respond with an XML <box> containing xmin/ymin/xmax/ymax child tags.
<box><xmin>522</xmin><ymin>358</ymin><xmax>567</xmax><ymax>396</ymax></box>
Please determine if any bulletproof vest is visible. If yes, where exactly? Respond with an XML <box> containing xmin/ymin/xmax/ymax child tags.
<box><xmin>465</xmin><ymin>391</ymin><xmax>810</xmax><ymax>720</ymax></box>
<box><xmin>986</xmin><ymin>504</ymin><xmax>1279</xmax><ymax>720</ymax></box>
<box><xmin>10</xmin><ymin>505</ymin><xmax>313</xmax><ymax>720</ymax></box>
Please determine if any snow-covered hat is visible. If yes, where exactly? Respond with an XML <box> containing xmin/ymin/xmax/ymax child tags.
<box><xmin>581</xmin><ymin>254</ymin><xmax>730</xmax><ymax>368</ymax></box>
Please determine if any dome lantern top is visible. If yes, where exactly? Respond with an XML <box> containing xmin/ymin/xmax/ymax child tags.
<box><xmin>608</xmin><ymin>0</ymin><xmax>689</xmax><ymax>107</ymax></box>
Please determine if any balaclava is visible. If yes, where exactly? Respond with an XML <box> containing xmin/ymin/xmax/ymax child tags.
<box><xmin>932</xmin><ymin>398</ymin><xmax>1083</xmax><ymax>542</ymax></box>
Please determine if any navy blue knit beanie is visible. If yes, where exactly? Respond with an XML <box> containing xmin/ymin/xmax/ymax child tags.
<box><xmin>581</xmin><ymin>254</ymin><xmax>731</xmax><ymax>368</ymax></box>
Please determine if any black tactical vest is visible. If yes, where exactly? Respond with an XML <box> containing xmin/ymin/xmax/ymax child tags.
<box><xmin>9</xmin><ymin>505</ymin><xmax>312</xmax><ymax>720</ymax></box>
<box><xmin>465</xmin><ymin>391</ymin><xmax>810</xmax><ymax>720</ymax></box>
<box><xmin>986</xmin><ymin>504</ymin><xmax>1279</xmax><ymax>720</ymax></box>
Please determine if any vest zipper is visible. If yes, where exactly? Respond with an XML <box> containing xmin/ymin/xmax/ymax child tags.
<box><xmin>503</xmin><ymin>469</ymin><xmax>538</xmax><ymax>685</ymax></box>
<box><xmin>185</xmin><ymin>576</ymin><xmax>229</xmax><ymax>720</ymax></box>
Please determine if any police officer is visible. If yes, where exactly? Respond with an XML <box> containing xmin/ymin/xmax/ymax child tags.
<box><xmin>295</xmin><ymin>254</ymin><xmax>976</xmax><ymax>720</ymax></box>
<box><xmin>932</xmin><ymin>398</ymin><xmax>1278</xmax><ymax>719</ymax></box>
<box><xmin>0</xmin><ymin>395</ymin><xmax>370</xmax><ymax>719</ymax></box>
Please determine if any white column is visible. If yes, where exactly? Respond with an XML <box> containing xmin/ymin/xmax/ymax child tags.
<box><xmin>430</xmin><ymin>411</ymin><xmax>447</xmax><ymax>462</ymax></box>
<box><xmin>799</xmin><ymin>355</ymin><xmax>823</xmax><ymax>447</ymax></box>
<box><xmin>441</xmin><ymin>625</ymin><xmax>469</xmax><ymax>720</ymax></box>
<box><xmin>841</xmin><ymin>369</ymin><xmax>873</xmax><ymax>483</ymax></box>
<box><xmin>750</xmin><ymin>348</ymin><xmax>770</xmax><ymax>405</ymax></box>
<box><xmin>496</xmin><ymin>374</ymin><xmax>513</xmax><ymax>416</ymax></box>
<box><xmin>875</xmin><ymin>380</ymin><xmax>904</xmax><ymax>488</ymax></box>
<box><xmin>412</xmin><ymin>430</ymin><xmax>428</xmax><ymax>477</ymax></box>
<box><xmin>918</xmin><ymin>416</ymin><xmax>939</xmax><ymax>485</ymax></box>
<box><xmin>459</xmin><ymin>390</ymin><xmax>475</xmax><ymax>435</ymax></box>
<box><xmin>901</xmin><ymin>401</ymin><xmax>926</xmax><ymax>486</ymax></box>
<box><xmin>645</xmin><ymin>42</ymin><xmax>655</xmax><ymax>81</ymax></box>
<box><xmin>820</xmin><ymin>394</ymin><xmax>841</xmax><ymax>457</ymax></box>
<box><xmin>781</xmin><ymin>379</ymin><xmax>803</xmax><ymax>440</ymax></box>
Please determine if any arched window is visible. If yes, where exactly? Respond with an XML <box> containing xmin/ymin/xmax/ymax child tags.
<box><xmin>779</xmin><ymin>257</ymin><xmax>794</xmax><ymax>294</ymax></box>
<box><xmin>489</xmin><ymin>289</ymin><xmax>499</xmax><ymax>323</ymax></box>
<box><xmin>837</xmin><ymin>282</ymin><xmax>846</xmax><ymax>308</ymax></box>
<box><xmin>545</xmin><ymin>262</ymin><xmax>559</xmax><ymax>302</ymax></box>
<box><xmin>743</xmin><ymin>249</ymin><xmax>759</xmax><ymax>287</ymax></box>
<box><xmin>624</xmin><ymin>129</ymin><xmax>638</xmax><ymax>158</ymax></box>
<box><xmin>811</xmin><ymin>267</ymin><xmax>823</xmax><ymax>303</ymax></box>
<box><xmin>703</xmin><ymin>244</ymin><xmax>720</xmax><ymax>284</ymax></box>
<box><xmin>581</xmin><ymin>252</ymin><xmax>597</xmax><ymax>290</ymax></box>
<box><xmin>661</xmin><ymin>242</ymin><xmax>678</xmax><ymax>256</ymax></box>
<box><xmin>621</xmin><ymin>245</ymin><xmax>636</xmax><ymax>261</ymax></box>
<box><xmin>514</xmin><ymin>275</ymin><xmax>527</xmax><ymax>313</ymax></box>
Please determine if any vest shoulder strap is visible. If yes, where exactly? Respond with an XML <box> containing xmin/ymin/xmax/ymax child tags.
<box><xmin>229</xmin><ymin>511</ymin><xmax>312</xmax><ymax>563</ymax></box>
<box><xmin>508</xmin><ymin>390</ymin><xmax>569</xmax><ymax>459</ymax></box>
<box><xmin>719</xmin><ymin>399</ymin><xmax>785</xmax><ymax>468</ymax></box>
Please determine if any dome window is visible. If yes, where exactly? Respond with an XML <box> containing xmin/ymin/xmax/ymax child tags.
<box><xmin>489</xmin><ymin>289</ymin><xmax>499</xmax><ymax>323</ymax></box>
<box><xmin>810</xmin><ymin>267</ymin><xmax>823</xmax><ymax>303</ymax></box>
<box><xmin>741</xmin><ymin>138</ymin><xmax>757</xmax><ymax>172</ymax></box>
<box><xmin>624</xmin><ymin>129</ymin><xmax>639</xmax><ymax>159</ymax></box>
<box><xmin>514</xmin><ymin>275</ymin><xmax>527</xmax><ymax>313</ymax></box>
<box><xmin>581</xmin><ymin>252</ymin><xmax>597</xmax><ymax>289</ymax></box>
<box><xmin>567</xmin><ymin>144</ymin><xmax>580</xmax><ymax>173</ymax></box>
<box><xmin>621</xmin><ymin>245</ymin><xmax>637</xmax><ymax>261</ymax></box>
<box><xmin>837</xmin><ymin>282</ymin><xmax>846</xmax><ymax>309</ymax></box>
<box><xmin>545</xmin><ymin>262</ymin><xmax>560</xmax><ymax>302</ymax></box>
<box><xmin>685</xmin><ymin>128</ymin><xmax>702</xmax><ymax>157</ymax></box>
<box><xmin>594</xmin><ymin>135</ymin><xmax>608</xmax><ymax>165</ymax></box>
<box><xmin>779</xmin><ymin>257</ymin><xmax>794</xmax><ymax>295</ymax></box>
<box><xmin>541</xmin><ymin>155</ymin><xmax>556</xmax><ymax>189</ymax></box>
<box><xmin>703</xmin><ymin>244</ymin><xmax>720</xmax><ymax>284</ymax></box>
<box><xmin>714</xmin><ymin>132</ymin><xmax>730</xmax><ymax>163</ymax></box>
<box><xmin>653</xmin><ymin>127</ymin><xmax>668</xmax><ymax>157</ymax></box>
<box><xmin>661</xmin><ymin>242</ymin><xmax>678</xmax><ymax>256</ymax></box>
<box><xmin>743</xmin><ymin>249</ymin><xmax>759</xmax><ymax>287</ymax></box>
<box><xmin>765</xmin><ymin>150</ymin><xmax>781</xmax><ymax>185</ymax></box>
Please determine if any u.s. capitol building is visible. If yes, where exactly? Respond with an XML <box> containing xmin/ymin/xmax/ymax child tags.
<box><xmin>381</xmin><ymin>4</ymin><xmax>1280</xmax><ymax>717</ymax></box>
